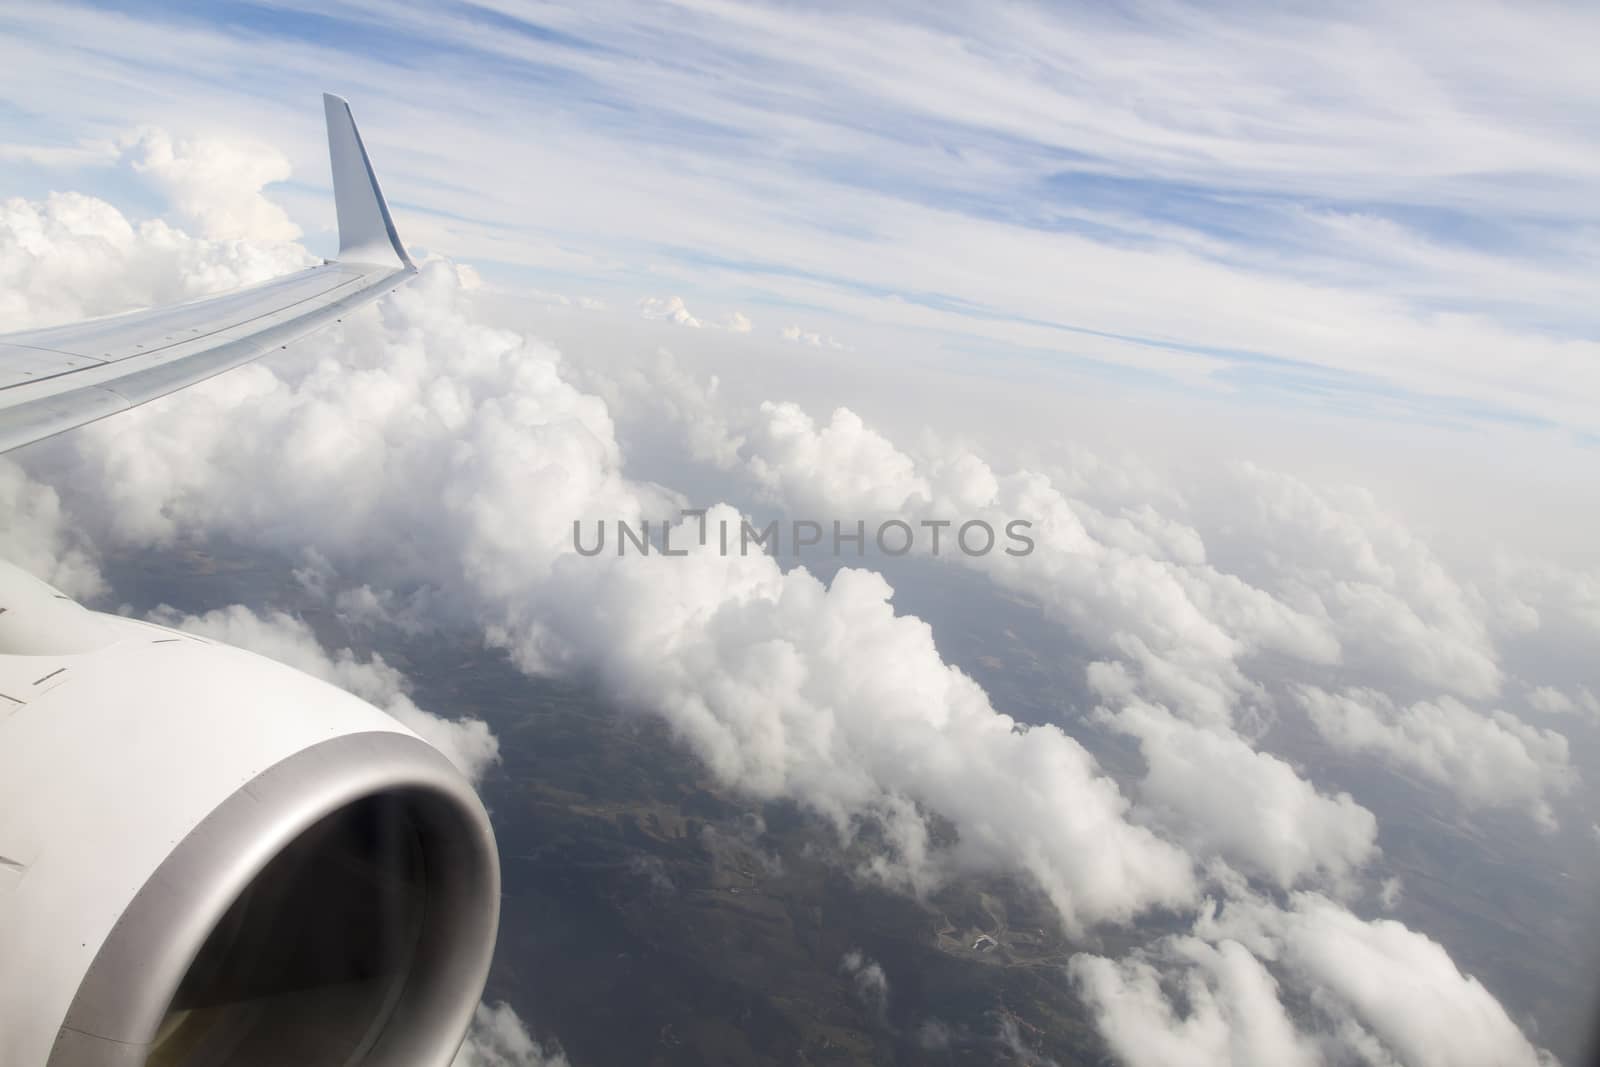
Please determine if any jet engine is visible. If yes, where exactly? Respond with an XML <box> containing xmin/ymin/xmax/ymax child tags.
<box><xmin>0</xmin><ymin>560</ymin><xmax>500</xmax><ymax>1066</ymax></box>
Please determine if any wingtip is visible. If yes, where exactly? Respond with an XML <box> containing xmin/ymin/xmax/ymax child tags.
<box><xmin>322</xmin><ymin>94</ymin><xmax>412</xmax><ymax>270</ymax></box>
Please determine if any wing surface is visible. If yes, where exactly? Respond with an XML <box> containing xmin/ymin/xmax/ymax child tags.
<box><xmin>0</xmin><ymin>93</ymin><xmax>415</xmax><ymax>454</ymax></box>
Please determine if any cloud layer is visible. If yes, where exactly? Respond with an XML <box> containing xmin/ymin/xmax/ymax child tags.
<box><xmin>2</xmin><ymin>126</ymin><xmax>1592</xmax><ymax>1067</ymax></box>
<box><xmin>1074</xmin><ymin>889</ymin><xmax>1558</xmax><ymax>1067</ymax></box>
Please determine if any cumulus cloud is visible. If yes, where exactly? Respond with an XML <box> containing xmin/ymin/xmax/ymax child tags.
<box><xmin>8</xmin><ymin>248</ymin><xmax>1188</xmax><ymax>932</ymax></box>
<box><xmin>698</xmin><ymin>399</ymin><xmax>1341</xmax><ymax>730</ymax></box>
<box><xmin>638</xmin><ymin>294</ymin><xmax>701</xmax><ymax>327</ymax></box>
<box><xmin>0</xmin><ymin>459</ymin><xmax>102</xmax><ymax>598</ymax></box>
<box><xmin>637</xmin><ymin>295</ymin><xmax>753</xmax><ymax>332</ymax></box>
<box><xmin>453</xmin><ymin>1002</ymin><xmax>569</xmax><ymax>1067</ymax></box>
<box><xmin>840</xmin><ymin>949</ymin><xmax>889</xmax><ymax>1022</ymax></box>
<box><xmin>153</xmin><ymin>603</ymin><xmax>500</xmax><ymax>784</ymax></box>
<box><xmin>515</xmin><ymin>524</ymin><xmax>1197</xmax><ymax>928</ymax></box>
<box><xmin>1102</xmin><ymin>699</ymin><xmax>1378</xmax><ymax>891</ymax></box>
<box><xmin>1219</xmin><ymin>892</ymin><xmax>1557</xmax><ymax>1067</ymax></box>
<box><xmin>779</xmin><ymin>323</ymin><xmax>844</xmax><ymax>348</ymax></box>
<box><xmin>664</xmin><ymin>390</ymin><xmax>1585</xmax><ymax>804</ymax></box>
<box><xmin>1279</xmin><ymin>903</ymin><xmax>1557</xmax><ymax>1067</ymax></box>
<box><xmin>1526</xmin><ymin>684</ymin><xmax>1600</xmax><ymax>720</ymax></box>
<box><xmin>633</xmin><ymin>374</ymin><xmax>1585</xmax><ymax>829</ymax></box>
<box><xmin>743</xmin><ymin>402</ymin><xmax>931</xmax><ymax>517</ymax></box>
<box><xmin>124</xmin><ymin>128</ymin><xmax>301</xmax><ymax>242</ymax></box>
<box><xmin>1</xmin><ymin>152</ymin><xmax>1567</xmax><ymax>1067</ymax></box>
<box><xmin>1210</xmin><ymin>463</ymin><xmax>1505</xmax><ymax>702</ymax></box>
<box><xmin>1077</xmin><ymin>890</ymin><xmax>1557</xmax><ymax>1067</ymax></box>
<box><xmin>640</xmin><ymin>390</ymin><xmax>1384</xmax><ymax>890</ymax></box>
<box><xmin>1295</xmin><ymin>686</ymin><xmax>1575</xmax><ymax>829</ymax></box>
<box><xmin>67</xmin><ymin>262</ymin><xmax>654</xmax><ymax>557</ymax></box>
<box><xmin>1071</xmin><ymin>938</ymin><xmax>1319</xmax><ymax>1067</ymax></box>
<box><xmin>0</xmin><ymin>186</ymin><xmax>311</xmax><ymax>332</ymax></box>
<box><xmin>577</xmin><ymin>364</ymin><xmax>1576</xmax><ymax>1061</ymax></box>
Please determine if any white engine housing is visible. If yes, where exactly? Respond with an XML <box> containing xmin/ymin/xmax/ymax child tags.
<box><xmin>0</xmin><ymin>561</ymin><xmax>500</xmax><ymax>1066</ymax></box>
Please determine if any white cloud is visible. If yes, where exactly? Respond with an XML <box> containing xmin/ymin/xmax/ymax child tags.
<box><xmin>1106</xmin><ymin>700</ymin><xmax>1377</xmax><ymax>891</ymax></box>
<box><xmin>1071</xmin><ymin>938</ymin><xmax>1319</xmax><ymax>1067</ymax></box>
<box><xmin>0</xmin><ymin>152</ymin><xmax>1570</xmax><ymax>1066</ymax></box>
<box><xmin>453</xmin><ymin>1001</ymin><xmax>569</xmax><ymax>1067</ymax></box>
<box><xmin>647</xmin><ymin>389</ymin><xmax>1387</xmax><ymax>892</ymax></box>
<box><xmin>840</xmin><ymin>949</ymin><xmax>889</xmax><ymax>1022</ymax></box>
<box><xmin>1265</xmin><ymin>894</ymin><xmax>1557</xmax><ymax>1067</ymax></box>
<box><xmin>1295</xmin><ymin>686</ymin><xmax>1576</xmax><ymax>829</ymax></box>
<box><xmin>0</xmin><ymin>459</ymin><xmax>102</xmax><ymax>599</ymax></box>
<box><xmin>589</xmin><ymin>350</ymin><xmax>745</xmax><ymax>469</ymax></box>
<box><xmin>1526</xmin><ymin>684</ymin><xmax>1600</xmax><ymax>720</ymax></box>
<box><xmin>629</xmin><ymin>376</ymin><xmax>1589</xmax><ymax>846</ymax></box>
<box><xmin>639</xmin><ymin>294</ymin><xmax>702</xmax><ymax>327</ymax></box>
<box><xmin>743</xmin><ymin>402</ymin><xmax>930</xmax><ymax>517</ymax></box>
<box><xmin>1210</xmin><ymin>463</ymin><xmax>1504</xmax><ymax>702</ymax></box>
<box><xmin>1079</xmin><ymin>890</ymin><xmax>1557</xmax><ymax>1067</ymax></box>
<box><xmin>569</xmin><ymin>361</ymin><xmax>1574</xmax><ymax>1061</ymax></box>
<box><xmin>511</xmin><ymin>529</ymin><xmax>1198</xmax><ymax>929</ymax></box>
<box><xmin>1527</xmin><ymin>685</ymin><xmax>1577</xmax><ymax>716</ymax></box>
<box><xmin>0</xmin><ymin>184</ymin><xmax>311</xmax><ymax>333</ymax></box>
<box><xmin>637</xmin><ymin>297</ymin><xmax>751</xmax><ymax>332</ymax></box>
<box><xmin>705</xmin><ymin>399</ymin><xmax>1343</xmax><ymax>731</ymax></box>
<box><xmin>779</xmin><ymin>324</ymin><xmax>843</xmax><ymax>349</ymax></box>
<box><xmin>124</xmin><ymin>127</ymin><xmax>300</xmax><ymax>242</ymax></box>
<box><xmin>11</xmin><ymin>239</ymin><xmax>1192</xmax><ymax>933</ymax></box>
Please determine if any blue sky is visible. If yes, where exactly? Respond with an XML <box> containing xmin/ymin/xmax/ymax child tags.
<box><xmin>2</xmin><ymin>0</ymin><xmax>1599</xmax><ymax>441</ymax></box>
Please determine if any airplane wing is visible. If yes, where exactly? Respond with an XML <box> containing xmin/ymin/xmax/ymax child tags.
<box><xmin>0</xmin><ymin>93</ymin><xmax>416</xmax><ymax>455</ymax></box>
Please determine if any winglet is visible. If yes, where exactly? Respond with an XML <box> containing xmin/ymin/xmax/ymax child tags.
<box><xmin>323</xmin><ymin>93</ymin><xmax>414</xmax><ymax>270</ymax></box>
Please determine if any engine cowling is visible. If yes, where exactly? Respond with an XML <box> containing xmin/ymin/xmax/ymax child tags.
<box><xmin>0</xmin><ymin>561</ymin><xmax>500</xmax><ymax>1066</ymax></box>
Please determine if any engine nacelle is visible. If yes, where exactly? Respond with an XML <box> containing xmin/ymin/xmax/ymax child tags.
<box><xmin>0</xmin><ymin>561</ymin><xmax>500</xmax><ymax>1066</ymax></box>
